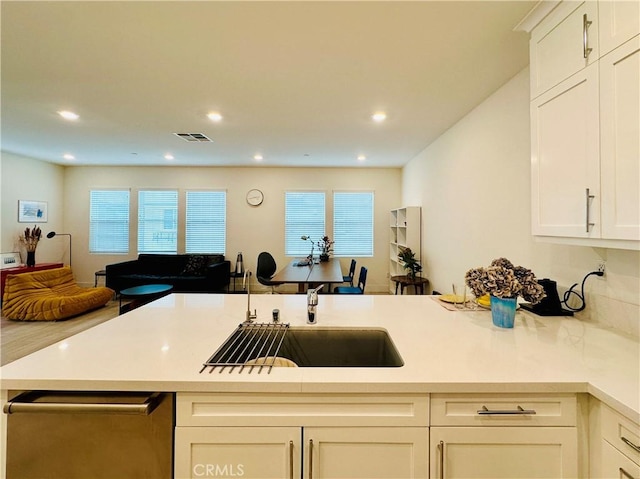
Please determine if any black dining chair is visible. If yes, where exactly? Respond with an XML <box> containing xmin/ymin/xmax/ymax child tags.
<box><xmin>334</xmin><ymin>266</ymin><xmax>367</xmax><ymax>294</ymax></box>
<box><xmin>342</xmin><ymin>259</ymin><xmax>357</xmax><ymax>287</ymax></box>
<box><xmin>256</xmin><ymin>252</ymin><xmax>283</xmax><ymax>293</ymax></box>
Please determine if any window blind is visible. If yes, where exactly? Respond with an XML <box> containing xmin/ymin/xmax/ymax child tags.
<box><xmin>285</xmin><ymin>192</ymin><xmax>326</xmax><ymax>256</ymax></box>
<box><xmin>185</xmin><ymin>190</ymin><xmax>226</xmax><ymax>254</ymax></box>
<box><xmin>333</xmin><ymin>191</ymin><xmax>374</xmax><ymax>257</ymax></box>
<box><xmin>138</xmin><ymin>190</ymin><xmax>178</xmax><ymax>253</ymax></box>
<box><xmin>89</xmin><ymin>190</ymin><xmax>130</xmax><ymax>254</ymax></box>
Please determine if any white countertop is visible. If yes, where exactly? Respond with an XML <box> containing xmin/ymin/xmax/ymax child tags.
<box><xmin>1</xmin><ymin>294</ymin><xmax>638</xmax><ymax>422</ymax></box>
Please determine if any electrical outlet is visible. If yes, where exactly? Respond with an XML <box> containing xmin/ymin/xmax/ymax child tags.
<box><xmin>597</xmin><ymin>261</ymin><xmax>606</xmax><ymax>276</ymax></box>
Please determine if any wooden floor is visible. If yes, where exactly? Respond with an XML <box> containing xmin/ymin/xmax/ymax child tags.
<box><xmin>1</xmin><ymin>300</ymin><xmax>119</xmax><ymax>366</ymax></box>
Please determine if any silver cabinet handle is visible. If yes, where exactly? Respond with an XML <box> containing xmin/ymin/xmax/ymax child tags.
<box><xmin>586</xmin><ymin>188</ymin><xmax>595</xmax><ymax>232</ymax></box>
<box><xmin>4</xmin><ymin>391</ymin><xmax>161</xmax><ymax>415</ymax></box>
<box><xmin>477</xmin><ymin>405</ymin><xmax>537</xmax><ymax>415</ymax></box>
<box><xmin>620</xmin><ymin>467</ymin><xmax>637</xmax><ymax>479</ymax></box>
<box><xmin>289</xmin><ymin>441</ymin><xmax>294</xmax><ymax>479</ymax></box>
<box><xmin>621</xmin><ymin>436</ymin><xmax>640</xmax><ymax>453</ymax></box>
<box><xmin>583</xmin><ymin>13</ymin><xmax>593</xmax><ymax>59</ymax></box>
<box><xmin>308</xmin><ymin>439</ymin><xmax>314</xmax><ymax>479</ymax></box>
<box><xmin>438</xmin><ymin>440</ymin><xmax>444</xmax><ymax>479</ymax></box>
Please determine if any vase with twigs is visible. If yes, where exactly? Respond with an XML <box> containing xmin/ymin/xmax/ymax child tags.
<box><xmin>19</xmin><ymin>225</ymin><xmax>42</xmax><ymax>267</ymax></box>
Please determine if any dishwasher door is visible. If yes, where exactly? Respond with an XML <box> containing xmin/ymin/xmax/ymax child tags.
<box><xmin>5</xmin><ymin>391</ymin><xmax>174</xmax><ymax>479</ymax></box>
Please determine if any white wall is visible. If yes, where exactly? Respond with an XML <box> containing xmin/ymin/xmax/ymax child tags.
<box><xmin>0</xmin><ymin>152</ymin><xmax>66</xmax><ymax>265</ymax></box>
<box><xmin>402</xmin><ymin>67</ymin><xmax>640</xmax><ymax>338</ymax></box>
<box><xmin>60</xmin><ymin>165</ymin><xmax>401</xmax><ymax>293</ymax></box>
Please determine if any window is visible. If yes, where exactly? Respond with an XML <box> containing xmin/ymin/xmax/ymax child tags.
<box><xmin>138</xmin><ymin>190</ymin><xmax>178</xmax><ymax>253</ymax></box>
<box><xmin>185</xmin><ymin>191</ymin><xmax>226</xmax><ymax>254</ymax></box>
<box><xmin>285</xmin><ymin>192</ymin><xmax>326</xmax><ymax>256</ymax></box>
<box><xmin>333</xmin><ymin>191</ymin><xmax>374</xmax><ymax>257</ymax></box>
<box><xmin>89</xmin><ymin>190</ymin><xmax>130</xmax><ymax>254</ymax></box>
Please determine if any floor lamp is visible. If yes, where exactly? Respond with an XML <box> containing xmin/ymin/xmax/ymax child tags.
<box><xmin>46</xmin><ymin>232</ymin><xmax>72</xmax><ymax>267</ymax></box>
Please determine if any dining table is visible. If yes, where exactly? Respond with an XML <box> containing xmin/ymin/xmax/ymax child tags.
<box><xmin>272</xmin><ymin>258</ymin><xmax>345</xmax><ymax>293</ymax></box>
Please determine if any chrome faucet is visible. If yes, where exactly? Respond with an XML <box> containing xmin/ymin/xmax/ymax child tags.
<box><xmin>307</xmin><ymin>284</ymin><xmax>323</xmax><ymax>324</ymax></box>
<box><xmin>244</xmin><ymin>271</ymin><xmax>257</xmax><ymax>323</ymax></box>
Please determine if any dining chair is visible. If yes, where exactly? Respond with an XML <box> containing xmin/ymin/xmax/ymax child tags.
<box><xmin>334</xmin><ymin>266</ymin><xmax>367</xmax><ymax>294</ymax></box>
<box><xmin>342</xmin><ymin>259</ymin><xmax>357</xmax><ymax>287</ymax></box>
<box><xmin>256</xmin><ymin>252</ymin><xmax>283</xmax><ymax>293</ymax></box>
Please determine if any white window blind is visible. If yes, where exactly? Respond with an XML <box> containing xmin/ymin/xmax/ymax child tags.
<box><xmin>185</xmin><ymin>191</ymin><xmax>226</xmax><ymax>254</ymax></box>
<box><xmin>89</xmin><ymin>190</ymin><xmax>130</xmax><ymax>254</ymax></box>
<box><xmin>285</xmin><ymin>192</ymin><xmax>326</xmax><ymax>256</ymax></box>
<box><xmin>138</xmin><ymin>190</ymin><xmax>178</xmax><ymax>253</ymax></box>
<box><xmin>333</xmin><ymin>191</ymin><xmax>374</xmax><ymax>257</ymax></box>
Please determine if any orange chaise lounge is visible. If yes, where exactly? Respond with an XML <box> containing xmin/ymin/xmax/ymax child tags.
<box><xmin>2</xmin><ymin>266</ymin><xmax>114</xmax><ymax>321</ymax></box>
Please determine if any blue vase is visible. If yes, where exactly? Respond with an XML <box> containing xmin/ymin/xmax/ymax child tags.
<box><xmin>490</xmin><ymin>295</ymin><xmax>517</xmax><ymax>328</ymax></box>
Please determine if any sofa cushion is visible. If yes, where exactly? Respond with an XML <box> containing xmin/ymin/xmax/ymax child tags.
<box><xmin>181</xmin><ymin>255</ymin><xmax>207</xmax><ymax>276</ymax></box>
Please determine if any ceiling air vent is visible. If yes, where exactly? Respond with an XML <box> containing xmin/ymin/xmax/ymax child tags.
<box><xmin>174</xmin><ymin>133</ymin><xmax>213</xmax><ymax>142</ymax></box>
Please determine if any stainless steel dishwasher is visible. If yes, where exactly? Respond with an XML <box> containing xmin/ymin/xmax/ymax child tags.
<box><xmin>4</xmin><ymin>390</ymin><xmax>174</xmax><ymax>479</ymax></box>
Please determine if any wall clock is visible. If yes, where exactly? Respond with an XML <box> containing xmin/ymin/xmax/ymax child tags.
<box><xmin>246</xmin><ymin>189</ymin><xmax>264</xmax><ymax>206</ymax></box>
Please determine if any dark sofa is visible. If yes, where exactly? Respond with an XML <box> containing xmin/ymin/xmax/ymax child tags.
<box><xmin>106</xmin><ymin>254</ymin><xmax>230</xmax><ymax>294</ymax></box>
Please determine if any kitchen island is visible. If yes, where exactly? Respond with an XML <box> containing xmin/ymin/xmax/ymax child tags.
<box><xmin>1</xmin><ymin>293</ymin><xmax>638</xmax><ymax>478</ymax></box>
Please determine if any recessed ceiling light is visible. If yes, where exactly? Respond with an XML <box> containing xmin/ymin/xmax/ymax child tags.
<box><xmin>253</xmin><ymin>154</ymin><xmax>263</xmax><ymax>161</ymax></box>
<box><xmin>357</xmin><ymin>155</ymin><xmax>366</xmax><ymax>161</ymax></box>
<box><xmin>58</xmin><ymin>110</ymin><xmax>79</xmax><ymax>121</ymax></box>
<box><xmin>372</xmin><ymin>112</ymin><xmax>387</xmax><ymax>122</ymax></box>
<box><xmin>207</xmin><ymin>112</ymin><xmax>223</xmax><ymax>122</ymax></box>
<box><xmin>164</xmin><ymin>153</ymin><xmax>174</xmax><ymax>160</ymax></box>
<box><xmin>63</xmin><ymin>153</ymin><xmax>75</xmax><ymax>160</ymax></box>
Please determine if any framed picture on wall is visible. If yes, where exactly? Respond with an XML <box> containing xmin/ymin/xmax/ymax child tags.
<box><xmin>18</xmin><ymin>200</ymin><xmax>48</xmax><ymax>223</ymax></box>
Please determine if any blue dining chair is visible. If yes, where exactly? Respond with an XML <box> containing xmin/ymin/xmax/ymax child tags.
<box><xmin>342</xmin><ymin>259</ymin><xmax>357</xmax><ymax>287</ymax></box>
<box><xmin>334</xmin><ymin>266</ymin><xmax>367</xmax><ymax>294</ymax></box>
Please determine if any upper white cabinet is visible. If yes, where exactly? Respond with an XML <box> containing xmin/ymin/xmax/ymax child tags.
<box><xmin>528</xmin><ymin>0</ymin><xmax>640</xmax><ymax>248</ymax></box>
<box><xmin>600</xmin><ymin>36</ymin><xmax>640</xmax><ymax>240</ymax></box>
<box><xmin>530</xmin><ymin>1</ymin><xmax>599</xmax><ymax>99</ymax></box>
<box><xmin>599</xmin><ymin>0</ymin><xmax>640</xmax><ymax>56</ymax></box>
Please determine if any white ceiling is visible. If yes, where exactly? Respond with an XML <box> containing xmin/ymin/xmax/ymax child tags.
<box><xmin>1</xmin><ymin>1</ymin><xmax>535</xmax><ymax>168</ymax></box>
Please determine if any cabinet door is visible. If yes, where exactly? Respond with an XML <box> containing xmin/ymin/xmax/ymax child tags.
<box><xmin>600</xmin><ymin>36</ymin><xmax>640</xmax><ymax>240</ymax></box>
<box><xmin>531</xmin><ymin>62</ymin><xmax>600</xmax><ymax>238</ymax></box>
<box><xmin>305</xmin><ymin>427</ymin><xmax>429</xmax><ymax>479</ymax></box>
<box><xmin>530</xmin><ymin>1</ymin><xmax>598</xmax><ymax>98</ymax></box>
<box><xmin>430</xmin><ymin>427</ymin><xmax>578</xmax><ymax>479</ymax></box>
<box><xmin>601</xmin><ymin>439</ymin><xmax>640</xmax><ymax>479</ymax></box>
<box><xmin>599</xmin><ymin>1</ymin><xmax>640</xmax><ymax>57</ymax></box>
<box><xmin>174</xmin><ymin>426</ymin><xmax>300</xmax><ymax>479</ymax></box>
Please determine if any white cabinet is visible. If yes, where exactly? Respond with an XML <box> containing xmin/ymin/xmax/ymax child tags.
<box><xmin>531</xmin><ymin>62</ymin><xmax>600</xmax><ymax>238</ymax></box>
<box><xmin>590</xmin><ymin>400</ymin><xmax>640</xmax><ymax>478</ymax></box>
<box><xmin>530</xmin><ymin>1</ymin><xmax>598</xmax><ymax>99</ymax></box>
<box><xmin>430</xmin><ymin>394</ymin><xmax>579</xmax><ymax>479</ymax></box>
<box><xmin>174</xmin><ymin>392</ymin><xmax>430</xmax><ymax>479</ymax></box>
<box><xmin>389</xmin><ymin>207</ymin><xmax>422</xmax><ymax>294</ymax></box>
<box><xmin>599</xmin><ymin>0</ymin><xmax>640</xmax><ymax>57</ymax></box>
<box><xmin>528</xmin><ymin>0</ymin><xmax>640</xmax><ymax>248</ymax></box>
<box><xmin>175</xmin><ymin>426</ymin><xmax>428</xmax><ymax>479</ymax></box>
<box><xmin>600</xmin><ymin>36</ymin><xmax>640</xmax><ymax>240</ymax></box>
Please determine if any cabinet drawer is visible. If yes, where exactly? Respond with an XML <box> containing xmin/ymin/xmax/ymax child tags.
<box><xmin>177</xmin><ymin>392</ymin><xmax>429</xmax><ymax>427</ymax></box>
<box><xmin>431</xmin><ymin>393</ymin><xmax>576</xmax><ymax>426</ymax></box>
<box><xmin>602</xmin><ymin>404</ymin><xmax>640</xmax><ymax>465</ymax></box>
<box><xmin>602</xmin><ymin>438</ymin><xmax>640</xmax><ymax>479</ymax></box>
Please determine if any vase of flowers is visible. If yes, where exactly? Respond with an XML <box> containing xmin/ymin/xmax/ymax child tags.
<box><xmin>19</xmin><ymin>225</ymin><xmax>42</xmax><ymax>267</ymax></box>
<box><xmin>398</xmin><ymin>246</ymin><xmax>422</xmax><ymax>280</ymax></box>
<box><xmin>317</xmin><ymin>236</ymin><xmax>334</xmax><ymax>262</ymax></box>
<box><xmin>465</xmin><ymin>257</ymin><xmax>545</xmax><ymax>328</ymax></box>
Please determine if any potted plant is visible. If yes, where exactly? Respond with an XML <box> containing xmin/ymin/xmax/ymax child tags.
<box><xmin>19</xmin><ymin>225</ymin><xmax>42</xmax><ymax>267</ymax></box>
<box><xmin>465</xmin><ymin>257</ymin><xmax>545</xmax><ymax>328</ymax></box>
<box><xmin>398</xmin><ymin>246</ymin><xmax>422</xmax><ymax>280</ymax></box>
<box><xmin>317</xmin><ymin>236</ymin><xmax>334</xmax><ymax>262</ymax></box>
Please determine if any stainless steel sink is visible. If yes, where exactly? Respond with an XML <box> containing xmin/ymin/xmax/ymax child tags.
<box><xmin>280</xmin><ymin>327</ymin><xmax>403</xmax><ymax>367</ymax></box>
<box><xmin>201</xmin><ymin>324</ymin><xmax>404</xmax><ymax>373</ymax></box>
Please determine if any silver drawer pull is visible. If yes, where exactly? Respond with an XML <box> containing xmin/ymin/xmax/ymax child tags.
<box><xmin>477</xmin><ymin>405</ymin><xmax>537</xmax><ymax>415</ymax></box>
<box><xmin>619</xmin><ymin>467</ymin><xmax>637</xmax><ymax>479</ymax></box>
<box><xmin>583</xmin><ymin>13</ymin><xmax>593</xmax><ymax>59</ymax></box>
<box><xmin>4</xmin><ymin>391</ymin><xmax>161</xmax><ymax>415</ymax></box>
<box><xmin>621</xmin><ymin>436</ymin><xmax>640</xmax><ymax>453</ymax></box>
